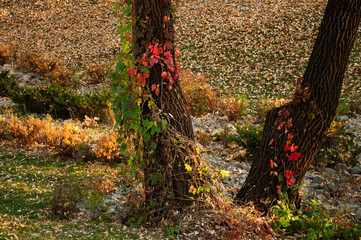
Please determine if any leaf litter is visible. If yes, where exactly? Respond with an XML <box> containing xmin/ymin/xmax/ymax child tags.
<box><xmin>1</xmin><ymin>0</ymin><xmax>361</xmax><ymax>239</ymax></box>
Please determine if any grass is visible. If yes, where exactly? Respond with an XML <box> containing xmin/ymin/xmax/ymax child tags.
<box><xmin>0</xmin><ymin>147</ymin><xmax>138</xmax><ymax>239</ymax></box>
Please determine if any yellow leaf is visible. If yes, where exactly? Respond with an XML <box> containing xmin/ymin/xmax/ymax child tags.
<box><xmin>196</xmin><ymin>147</ymin><xmax>200</xmax><ymax>154</ymax></box>
<box><xmin>221</xmin><ymin>170</ymin><xmax>230</xmax><ymax>178</ymax></box>
<box><xmin>189</xmin><ymin>185</ymin><xmax>197</xmax><ymax>195</ymax></box>
<box><xmin>184</xmin><ymin>163</ymin><xmax>192</xmax><ymax>172</ymax></box>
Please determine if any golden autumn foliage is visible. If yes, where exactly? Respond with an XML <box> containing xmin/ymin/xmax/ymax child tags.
<box><xmin>0</xmin><ymin>112</ymin><xmax>121</xmax><ymax>161</ymax></box>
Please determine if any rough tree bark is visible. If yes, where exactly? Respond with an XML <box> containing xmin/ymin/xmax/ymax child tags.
<box><xmin>236</xmin><ymin>0</ymin><xmax>361</xmax><ymax>212</ymax></box>
<box><xmin>133</xmin><ymin>0</ymin><xmax>194</xmax><ymax>210</ymax></box>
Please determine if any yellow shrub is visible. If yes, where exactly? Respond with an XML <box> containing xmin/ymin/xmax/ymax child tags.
<box><xmin>255</xmin><ymin>98</ymin><xmax>290</xmax><ymax>119</ymax></box>
<box><xmin>17</xmin><ymin>51</ymin><xmax>74</xmax><ymax>85</ymax></box>
<box><xmin>4</xmin><ymin>115</ymin><xmax>44</xmax><ymax>146</ymax></box>
<box><xmin>0</xmin><ymin>44</ymin><xmax>14</xmax><ymax>65</ymax></box>
<box><xmin>93</xmin><ymin>130</ymin><xmax>120</xmax><ymax>161</ymax></box>
<box><xmin>41</xmin><ymin>118</ymin><xmax>90</xmax><ymax>157</ymax></box>
<box><xmin>180</xmin><ymin>70</ymin><xmax>217</xmax><ymax>116</ymax></box>
<box><xmin>86</xmin><ymin>63</ymin><xmax>107</xmax><ymax>84</ymax></box>
<box><xmin>217</xmin><ymin>97</ymin><xmax>248</xmax><ymax>121</ymax></box>
<box><xmin>0</xmin><ymin>113</ymin><xmax>121</xmax><ymax>161</ymax></box>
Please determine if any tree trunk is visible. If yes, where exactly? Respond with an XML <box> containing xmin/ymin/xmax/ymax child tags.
<box><xmin>133</xmin><ymin>0</ymin><xmax>194</xmax><ymax>211</ymax></box>
<box><xmin>236</xmin><ymin>0</ymin><xmax>361</xmax><ymax>212</ymax></box>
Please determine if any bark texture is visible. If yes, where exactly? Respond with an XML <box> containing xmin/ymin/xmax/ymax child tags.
<box><xmin>236</xmin><ymin>0</ymin><xmax>361</xmax><ymax>212</ymax></box>
<box><xmin>134</xmin><ymin>0</ymin><xmax>194</xmax><ymax>210</ymax></box>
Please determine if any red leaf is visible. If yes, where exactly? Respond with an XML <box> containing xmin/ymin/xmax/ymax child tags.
<box><xmin>151</xmin><ymin>84</ymin><xmax>157</xmax><ymax>91</ymax></box>
<box><xmin>279</xmin><ymin>109</ymin><xmax>289</xmax><ymax>118</ymax></box>
<box><xmin>287</xmin><ymin>178</ymin><xmax>295</xmax><ymax>186</ymax></box>
<box><xmin>155</xmin><ymin>87</ymin><xmax>160</xmax><ymax>96</ymax></box>
<box><xmin>278</xmin><ymin>122</ymin><xmax>285</xmax><ymax>130</ymax></box>
<box><xmin>283</xmin><ymin>144</ymin><xmax>291</xmax><ymax>151</ymax></box>
<box><xmin>285</xmin><ymin>170</ymin><xmax>294</xmax><ymax>179</ymax></box>
<box><xmin>150</xmin><ymin>56</ymin><xmax>159</xmax><ymax>66</ymax></box>
<box><xmin>161</xmin><ymin>72</ymin><xmax>169</xmax><ymax>79</ymax></box>
<box><xmin>128</xmin><ymin>68</ymin><xmax>137</xmax><ymax>77</ymax></box>
<box><xmin>164</xmin><ymin>51</ymin><xmax>172</xmax><ymax>59</ymax></box>
<box><xmin>175</xmin><ymin>47</ymin><xmax>179</xmax><ymax>57</ymax></box>
<box><xmin>289</xmin><ymin>152</ymin><xmax>301</xmax><ymax>161</ymax></box>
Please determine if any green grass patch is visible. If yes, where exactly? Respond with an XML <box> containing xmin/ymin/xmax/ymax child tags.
<box><xmin>0</xmin><ymin>147</ymin><xmax>137</xmax><ymax>239</ymax></box>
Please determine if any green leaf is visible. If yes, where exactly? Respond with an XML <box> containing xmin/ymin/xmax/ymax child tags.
<box><xmin>118</xmin><ymin>23</ymin><xmax>132</xmax><ymax>35</ymax></box>
<box><xmin>151</xmin><ymin>142</ymin><xmax>157</xmax><ymax>150</ymax></box>
<box><xmin>161</xmin><ymin>119</ymin><xmax>167</xmax><ymax>129</ymax></box>
<box><xmin>115</xmin><ymin>62</ymin><xmax>125</xmax><ymax>71</ymax></box>
<box><xmin>144</xmin><ymin>133</ymin><xmax>151</xmax><ymax>142</ymax></box>
<box><xmin>123</xmin><ymin>42</ymin><xmax>131</xmax><ymax>54</ymax></box>
<box><xmin>120</xmin><ymin>142</ymin><xmax>127</xmax><ymax>152</ymax></box>
<box><xmin>279</xmin><ymin>217</ymin><xmax>291</xmax><ymax>228</ymax></box>
<box><xmin>130</xmin><ymin>109</ymin><xmax>139</xmax><ymax>119</ymax></box>
<box><xmin>123</xmin><ymin>5</ymin><xmax>132</xmax><ymax>16</ymax></box>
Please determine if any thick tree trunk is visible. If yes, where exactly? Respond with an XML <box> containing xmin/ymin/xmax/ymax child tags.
<box><xmin>133</xmin><ymin>0</ymin><xmax>194</xmax><ymax>210</ymax></box>
<box><xmin>236</xmin><ymin>0</ymin><xmax>361</xmax><ymax>212</ymax></box>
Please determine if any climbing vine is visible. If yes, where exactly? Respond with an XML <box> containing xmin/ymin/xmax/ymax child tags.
<box><xmin>110</xmin><ymin>1</ymin><xmax>224</xmax><ymax>220</ymax></box>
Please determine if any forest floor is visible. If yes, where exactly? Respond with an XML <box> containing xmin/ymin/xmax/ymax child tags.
<box><xmin>1</xmin><ymin>0</ymin><xmax>361</xmax><ymax>239</ymax></box>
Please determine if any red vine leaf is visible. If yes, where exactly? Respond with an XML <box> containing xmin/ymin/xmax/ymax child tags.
<box><xmin>128</xmin><ymin>68</ymin><xmax>137</xmax><ymax>77</ymax></box>
<box><xmin>289</xmin><ymin>152</ymin><xmax>301</xmax><ymax>161</ymax></box>
<box><xmin>283</xmin><ymin>144</ymin><xmax>291</xmax><ymax>151</ymax></box>
<box><xmin>161</xmin><ymin>72</ymin><xmax>169</xmax><ymax>79</ymax></box>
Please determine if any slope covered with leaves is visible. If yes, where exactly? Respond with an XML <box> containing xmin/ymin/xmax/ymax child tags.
<box><xmin>1</xmin><ymin>0</ymin><xmax>360</xmax><ymax>103</ymax></box>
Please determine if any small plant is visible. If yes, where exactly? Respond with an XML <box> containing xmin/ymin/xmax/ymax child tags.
<box><xmin>221</xmin><ymin>121</ymin><xmax>263</xmax><ymax>160</ymax></box>
<box><xmin>4</xmin><ymin>114</ymin><xmax>43</xmax><ymax>146</ymax></box>
<box><xmin>196</xmin><ymin>131</ymin><xmax>211</xmax><ymax>146</ymax></box>
<box><xmin>217</xmin><ymin>95</ymin><xmax>248</xmax><ymax>121</ymax></box>
<box><xmin>50</xmin><ymin>175</ymin><xmax>84</xmax><ymax>219</ymax></box>
<box><xmin>254</xmin><ymin>98</ymin><xmax>290</xmax><ymax>120</ymax></box>
<box><xmin>86</xmin><ymin>63</ymin><xmax>107</xmax><ymax>84</ymax></box>
<box><xmin>93</xmin><ymin>130</ymin><xmax>121</xmax><ymax>161</ymax></box>
<box><xmin>271</xmin><ymin>199</ymin><xmax>361</xmax><ymax>239</ymax></box>
<box><xmin>313</xmin><ymin>119</ymin><xmax>361</xmax><ymax>168</ymax></box>
<box><xmin>0</xmin><ymin>112</ymin><xmax>122</xmax><ymax>162</ymax></box>
<box><xmin>349</xmin><ymin>92</ymin><xmax>361</xmax><ymax>114</ymax></box>
<box><xmin>42</xmin><ymin>118</ymin><xmax>91</xmax><ymax>157</ymax></box>
<box><xmin>81</xmin><ymin>163</ymin><xmax>117</xmax><ymax>220</ymax></box>
<box><xmin>0</xmin><ymin>44</ymin><xmax>14</xmax><ymax>65</ymax></box>
<box><xmin>17</xmin><ymin>50</ymin><xmax>74</xmax><ymax>85</ymax></box>
<box><xmin>161</xmin><ymin>219</ymin><xmax>180</xmax><ymax>239</ymax></box>
<box><xmin>180</xmin><ymin>70</ymin><xmax>217</xmax><ymax>116</ymax></box>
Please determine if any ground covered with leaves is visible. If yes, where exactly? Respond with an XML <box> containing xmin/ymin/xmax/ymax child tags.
<box><xmin>1</xmin><ymin>0</ymin><xmax>361</xmax><ymax>239</ymax></box>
